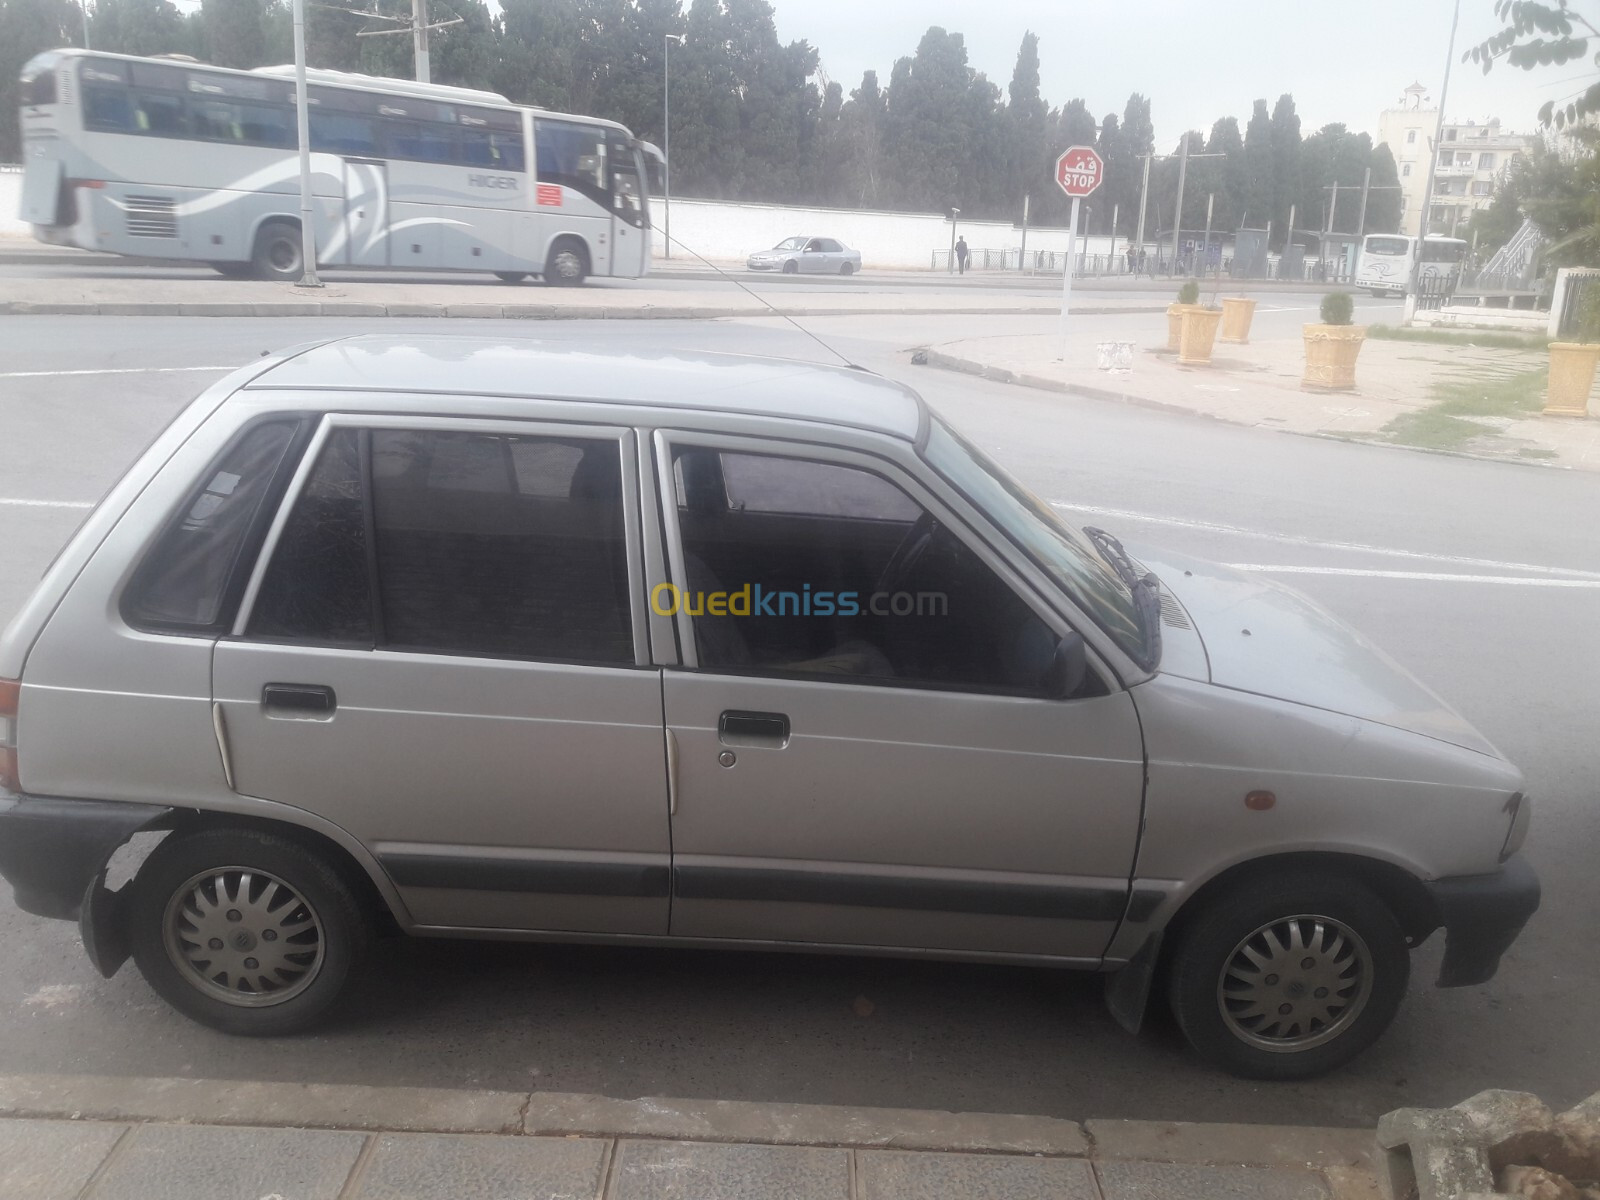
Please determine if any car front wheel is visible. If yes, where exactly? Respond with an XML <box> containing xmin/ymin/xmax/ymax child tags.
<box><xmin>1166</xmin><ymin>872</ymin><xmax>1409</xmax><ymax>1079</ymax></box>
<box><xmin>128</xmin><ymin>828</ymin><xmax>372</xmax><ymax>1036</ymax></box>
<box><xmin>781</xmin><ymin>260</ymin><xmax>798</xmax><ymax>274</ymax></box>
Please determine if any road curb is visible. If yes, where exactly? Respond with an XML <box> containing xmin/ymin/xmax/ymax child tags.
<box><xmin>0</xmin><ymin>300</ymin><xmax>1165</xmax><ymax>320</ymax></box>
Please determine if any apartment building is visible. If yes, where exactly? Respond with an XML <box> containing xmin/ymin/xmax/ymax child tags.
<box><xmin>1377</xmin><ymin>82</ymin><xmax>1534</xmax><ymax>237</ymax></box>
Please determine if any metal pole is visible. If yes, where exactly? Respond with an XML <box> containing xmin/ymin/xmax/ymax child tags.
<box><xmin>948</xmin><ymin>210</ymin><xmax>958</xmax><ymax>274</ymax></box>
<box><xmin>1134</xmin><ymin>153</ymin><xmax>1151</xmax><ymax>265</ymax></box>
<box><xmin>292</xmin><ymin>0</ymin><xmax>321</xmax><ymax>287</ymax></box>
<box><xmin>1203</xmin><ymin>192</ymin><xmax>1213</xmax><ymax>279</ymax></box>
<box><xmin>1170</xmin><ymin>137</ymin><xmax>1189</xmax><ymax>276</ymax></box>
<box><xmin>1327</xmin><ymin>183</ymin><xmax>1338</xmax><ymax>233</ymax></box>
<box><xmin>1060</xmin><ymin>194</ymin><xmax>1080</xmax><ymax>361</ymax></box>
<box><xmin>1081</xmin><ymin>206</ymin><xmax>1090</xmax><ymax>273</ymax></box>
<box><xmin>1408</xmin><ymin>0</ymin><xmax>1461</xmax><ymax>321</ymax></box>
<box><xmin>1356</xmin><ymin>165</ymin><xmax>1371</xmax><ymax>237</ymax></box>
<box><xmin>663</xmin><ymin>34</ymin><xmax>673</xmax><ymax>260</ymax></box>
<box><xmin>1019</xmin><ymin>193</ymin><xmax>1029</xmax><ymax>272</ymax></box>
<box><xmin>80</xmin><ymin>0</ymin><xmax>91</xmax><ymax>49</ymax></box>
<box><xmin>1109</xmin><ymin>201</ymin><xmax>1118</xmax><ymax>272</ymax></box>
<box><xmin>411</xmin><ymin>0</ymin><xmax>430</xmax><ymax>83</ymax></box>
<box><xmin>1285</xmin><ymin>203</ymin><xmax>1295</xmax><ymax>279</ymax></box>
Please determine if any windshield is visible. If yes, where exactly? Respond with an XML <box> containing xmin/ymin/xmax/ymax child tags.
<box><xmin>1365</xmin><ymin>236</ymin><xmax>1410</xmax><ymax>257</ymax></box>
<box><xmin>922</xmin><ymin>418</ymin><xmax>1152</xmax><ymax>667</ymax></box>
<box><xmin>773</xmin><ymin>237</ymin><xmax>806</xmax><ymax>250</ymax></box>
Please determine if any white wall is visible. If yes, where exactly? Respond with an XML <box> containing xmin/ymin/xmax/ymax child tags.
<box><xmin>0</xmin><ymin>168</ymin><xmax>28</xmax><ymax>237</ymax></box>
<box><xmin>653</xmin><ymin>195</ymin><xmax>1138</xmax><ymax>270</ymax></box>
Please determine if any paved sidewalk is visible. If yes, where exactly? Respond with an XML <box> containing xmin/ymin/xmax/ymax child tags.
<box><xmin>920</xmin><ymin>322</ymin><xmax>1600</xmax><ymax>472</ymax></box>
<box><xmin>0</xmin><ymin>1073</ymin><xmax>1380</xmax><ymax>1199</ymax></box>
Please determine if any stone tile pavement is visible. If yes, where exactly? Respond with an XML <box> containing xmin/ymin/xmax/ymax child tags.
<box><xmin>0</xmin><ymin>1074</ymin><xmax>1383</xmax><ymax>1200</ymax></box>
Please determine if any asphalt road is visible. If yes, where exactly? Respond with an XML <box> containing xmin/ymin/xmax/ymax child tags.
<box><xmin>0</xmin><ymin>308</ymin><xmax>1593</xmax><ymax>1129</ymax></box>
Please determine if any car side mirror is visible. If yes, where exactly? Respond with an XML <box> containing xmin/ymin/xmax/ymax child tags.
<box><xmin>1043</xmin><ymin>632</ymin><xmax>1089</xmax><ymax>700</ymax></box>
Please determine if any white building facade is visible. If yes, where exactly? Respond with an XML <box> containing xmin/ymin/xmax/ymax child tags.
<box><xmin>1378</xmin><ymin>82</ymin><xmax>1533</xmax><ymax>238</ymax></box>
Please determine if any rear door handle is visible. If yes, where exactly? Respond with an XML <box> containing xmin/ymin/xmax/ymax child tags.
<box><xmin>718</xmin><ymin>710</ymin><xmax>789</xmax><ymax>747</ymax></box>
<box><xmin>262</xmin><ymin>683</ymin><xmax>337</xmax><ymax>714</ymax></box>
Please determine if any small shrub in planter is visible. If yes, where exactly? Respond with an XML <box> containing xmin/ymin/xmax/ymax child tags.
<box><xmin>1167</xmin><ymin>279</ymin><xmax>1202</xmax><ymax>351</ymax></box>
<box><xmin>1302</xmin><ymin>291</ymin><xmax>1366</xmax><ymax>392</ymax></box>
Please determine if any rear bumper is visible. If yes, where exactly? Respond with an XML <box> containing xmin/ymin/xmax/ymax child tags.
<box><xmin>1425</xmin><ymin>854</ymin><xmax>1540</xmax><ymax>987</ymax></box>
<box><xmin>0</xmin><ymin>793</ymin><xmax>173</xmax><ymax>920</ymax></box>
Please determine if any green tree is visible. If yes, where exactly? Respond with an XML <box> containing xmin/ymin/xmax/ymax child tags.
<box><xmin>1095</xmin><ymin>112</ymin><xmax>1121</xmax><ymax>233</ymax></box>
<box><xmin>881</xmin><ymin>27</ymin><xmax>978</xmax><ymax>211</ymax></box>
<box><xmin>1110</xmin><ymin>92</ymin><xmax>1153</xmax><ymax>238</ymax></box>
<box><xmin>1365</xmin><ymin>142</ymin><xmax>1402</xmax><ymax>234</ymax></box>
<box><xmin>1201</xmin><ymin>115</ymin><xmax>1244</xmax><ymax>233</ymax></box>
<box><xmin>838</xmin><ymin>69</ymin><xmax>886</xmax><ymax>207</ymax></box>
<box><xmin>1003</xmin><ymin>32</ymin><xmax>1049</xmax><ymax>223</ymax></box>
<box><xmin>1521</xmin><ymin>128</ymin><xmax>1600</xmax><ymax>265</ymax></box>
<box><xmin>1465</xmin><ymin>0</ymin><xmax>1600</xmax><ymax>128</ymax></box>
<box><xmin>201</xmin><ymin>0</ymin><xmax>266</xmax><ymax>68</ymax></box>
<box><xmin>1239</xmin><ymin>98</ymin><xmax>1272</xmax><ymax>230</ymax></box>
<box><xmin>89</xmin><ymin>0</ymin><xmax>193</xmax><ymax>56</ymax></box>
<box><xmin>1268</xmin><ymin>93</ymin><xmax>1301</xmax><ymax>247</ymax></box>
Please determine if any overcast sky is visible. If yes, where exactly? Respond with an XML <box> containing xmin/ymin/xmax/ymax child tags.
<box><xmin>769</xmin><ymin>0</ymin><xmax>1581</xmax><ymax>147</ymax></box>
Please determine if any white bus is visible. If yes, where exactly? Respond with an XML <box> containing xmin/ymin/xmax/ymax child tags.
<box><xmin>16</xmin><ymin>48</ymin><xmax>663</xmax><ymax>285</ymax></box>
<box><xmin>1354</xmin><ymin>234</ymin><xmax>1468</xmax><ymax>298</ymax></box>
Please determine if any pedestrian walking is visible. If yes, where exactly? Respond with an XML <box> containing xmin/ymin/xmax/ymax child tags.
<box><xmin>1125</xmin><ymin>245</ymin><xmax>1135</xmax><ymax>274</ymax></box>
<box><xmin>954</xmin><ymin>237</ymin><xmax>969</xmax><ymax>275</ymax></box>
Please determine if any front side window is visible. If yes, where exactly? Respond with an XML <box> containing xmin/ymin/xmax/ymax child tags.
<box><xmin>669</xmin><ymin>447</ymin><xmax>1066</xmax><ymax>695</ymax></box>
<box><xmin>124</xmin><ymin>419</ymin><xmax>302</xmax><ymax>632</ymax></box>
<box><xmin>248</xmin><ymin>426</ymin><xmax>634</xmax><ymax>665</ymax></box>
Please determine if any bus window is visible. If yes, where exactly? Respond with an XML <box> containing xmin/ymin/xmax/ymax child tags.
<box><xmin>535</xmin><ymin>119</ymin><xmax>608</xmax><ymax>205</ymax></box>
<box><xmin>85</xmin><ymin>87</ymin><xmax>135</xmax><ymax>132</ymax></box>
<box><xmin>192</xmin><ymin>98</ymin><xmax>294</xmax><ymax>148</ymax></box>
<box><xmin>21</xmin><ymin>67</ymin><xmax>56</xmax><ymax>107</ymax></box>
<box><xmin>461</xmin><ymin>129</ymin><xmax>525</xmax><ymax>172</ymax></box>
<box><xmin>385</xmin><ymin>119</ymin><xmax>455</xmax><ymax>163</ymax></box>
<box><xmin>1364</xmin><ymin>236</ymin><xmax>1409</xmax><ymax>257</ymax></box>
<box><xmin>310</xmin><ymin>111</ymin><xmax>378</xmax><ymax>156</ymax></box>
<box><xmin>135</xmin><ymin>92</ymin><xmax>187</xmax><ymax>137</ymax></box>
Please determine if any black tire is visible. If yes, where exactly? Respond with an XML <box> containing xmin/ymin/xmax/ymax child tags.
<box><xmin>542</xmin><ymin>237</ymin><xmax>588</xmax><ymax>286</ymax></box>
<box><xmin>1166</xmin><ymin>872</ymin><xmax>1409</xmax><ymax>1080</ymax></box>
<box><xmin>494</xmin><ymin>271</ymin><xmax>529</xmax><ymax>284</ymax></box>
<box><xmin>250</xmin><ymin>221</ymin><xmax>305</xmax><ymax>282</ymax></box>
<box><xmin>781</xmin><ymin>259</ymin><xmax>798</xmax><ymax>274</ymax></box>
<box><xmin>128</xmin><ymin>828</ymin><xmax>372</xmax><ymax>1036</ymax></box>
<box><xmin>840</xmin><ymin>261</ymin><xmax>855</xmax><ymax>276</ymax></box>
<box><xmin>210</xmin><ymin>262</ymin><xmax>253</xmax><ymax>278</ymax></box>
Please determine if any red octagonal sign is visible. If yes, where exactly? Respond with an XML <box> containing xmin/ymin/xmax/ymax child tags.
<box><xmin>1055</xmin><ymin>146</ymin><xmax>1103</xmax><ymax>198</ymax></box>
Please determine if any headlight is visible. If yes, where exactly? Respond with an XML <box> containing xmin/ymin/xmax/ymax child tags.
<box><xmin>1500</xmin><ymin>792</ymin><xmax>1531</xmax><ymax>862</ymax></box>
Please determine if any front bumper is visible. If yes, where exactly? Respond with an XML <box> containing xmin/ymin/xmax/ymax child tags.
<box><xmin>1425</xmin><ymin>854</ymin><xmax>1540</xmax><ymax>987</ymax></box>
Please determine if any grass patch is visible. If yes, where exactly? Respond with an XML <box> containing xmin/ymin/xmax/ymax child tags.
<box><xmin>1375</xmin><ymin>365</ymin><xmax>1549</xmax><ymax>452</ymax></box>
<box><xmin>1367</xmin><ymin>323</ymin><xmax>1549</xmax><ymax>351</ymax></box>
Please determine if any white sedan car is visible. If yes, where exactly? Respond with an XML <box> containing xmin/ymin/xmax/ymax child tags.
<box><xmin>746</xmin><ymin>236</ymin><xmax>862</xmax><ymax>275</ymax></box>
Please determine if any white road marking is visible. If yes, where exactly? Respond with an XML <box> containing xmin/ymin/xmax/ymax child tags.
<box><xmin>1052</xmin><ymin>500</ymin><xmax>1600</xmax><ymax>580</ymax></box>
<box><xmin>0</xmin><ymin>497</ymin><xmax>93</xmax><ymax>509</ymax></box>
<box><xmin>1225</xmin><ymin>564</ymin><xmax>1600</xmax><ymax>587</ymax></box>
<box><xmin>0</xmin><ymin>365</ymin><xmax>233</xmax><ymax>379</ymax></box>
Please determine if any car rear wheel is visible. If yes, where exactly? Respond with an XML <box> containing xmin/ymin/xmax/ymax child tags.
<box><xmin>840</xmin><ymin>261</ymin><xmax>855</xmax><ymax>276</ymax></box>
<box><xmin>250</xmin><ymin>221</ymin><xmax>304</xmax><ymax>282</ymax></box>
<box><xmin>781</xmin><ymin>260</ymin><xmax>798</xmax><ymax>274</ymax></box>
<box><xmin>1166</xmin><ymin>872</ymin><xmax>1409</xmax><ymax>1079</ymax></box>
<box><xmin>543</xmin><ymin>237</ymin><xmax>588</xmax><ymax>287</ymax></box>
<box><xmin>129</xmin><ymin>828</ymin><xmax>371</xmax><ymax>1036</ymax></box>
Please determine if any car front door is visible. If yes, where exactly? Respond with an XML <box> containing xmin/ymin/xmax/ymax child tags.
<box><xmin>653</xmin><ymin>433</ymin><xmax>1145</xmax><ymax>962</ymax></box>
<box><xmin>212</xmin><ymin>415</ymin><xmax>669</xmax><ymax>936</ymax></box>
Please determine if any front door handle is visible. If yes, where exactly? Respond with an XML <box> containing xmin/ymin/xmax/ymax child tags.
<box><xmin>262</xmin><ymin>683</ymin><xmax>337</xmax><ymax>714</ymax></box>
<box><xmin>718</xmin><ymin>710</ymin><xmax>789</xmax><ymax>747</ymax></box>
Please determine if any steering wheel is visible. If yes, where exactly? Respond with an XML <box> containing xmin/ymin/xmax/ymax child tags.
<box><xmin>875</xmin><ymin>511</ymin><xmax>940</xmax><ymax>598</ymax></box>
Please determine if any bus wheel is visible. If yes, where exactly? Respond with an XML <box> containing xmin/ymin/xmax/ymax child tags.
<box><xmin>543</xmin><ymin>239</ymin><xmax>588</xmax><ymax>287</ymax></box>
<box><xmin>494</xmin><ymin>272</ymin><xmax>528</xmax><ymax>284</ymax></box>
<box><xmin>251</xmin><ymin>222</ymin><xmax>304</xmax><ymax>282</ymax></box>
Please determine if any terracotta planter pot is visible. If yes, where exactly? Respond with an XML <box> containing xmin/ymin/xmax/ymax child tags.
<box><xmin>1219</xmin><ymin>297</ymin><xmax>1257</xmax><ymax>344</ymax></box>
<box><xmin>1166</xmin><ymin>304</ymin><xmax>1197</xmax><ymax>352</ymax></box>
<box><xmin>1544</xmin><ymin>342</ymin><xmax>1600</xmax><ymax>417</ymax></box>
<box><xmin>1302</xmin><ymin>324</ymin><xmax>1367</xmax><ymax>391</ymax></box>
<box><xmin>1178</xmin><ymin>307</ymin><xmax>1224</xmax><ymax>366</ymax></box>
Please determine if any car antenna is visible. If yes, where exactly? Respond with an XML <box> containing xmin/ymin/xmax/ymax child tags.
<box><xmin>661</xmin><ymin>229</ymin><xmax>866</xmax><ymax>372</ymax></box>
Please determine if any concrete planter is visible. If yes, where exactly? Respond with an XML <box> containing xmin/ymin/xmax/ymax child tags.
<box><xmin>1178</xmin><ymin>307</ymin><xmax>1224</xmax><ymax>365</ymax></box>
<box><xmin>1219</xmin><ymin>297</ymin><xmax>1257</xmax><ymax>344</ymax></box>
<box><xmin>1544</xmin><ymin>342</ymin><xmax>1600</xmax><ymax>417</ymax></box>
<box><xmin>1302</xmin><ymin>323</ymin><xmax>1367</xmax><ymax>392</ymax></box>
<box><xmin>1166</xmin><ymin>304</ymin><xmax>1197</xmax><ymax>352</ymax></box>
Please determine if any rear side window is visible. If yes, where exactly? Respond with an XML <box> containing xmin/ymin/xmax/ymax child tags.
<box><xmin>123</xmin><ymin>419</ymin><xmax>302</xmax><ymax>632</ymax></box>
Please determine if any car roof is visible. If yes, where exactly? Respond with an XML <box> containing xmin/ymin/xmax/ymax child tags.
<box><xmin>243</xmin><ymin>335</ymin><xmax>926</xmax><ymax>441</ymax></box>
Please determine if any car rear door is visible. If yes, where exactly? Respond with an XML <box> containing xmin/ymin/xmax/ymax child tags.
<box><xmin>651</xmin><ymin>431</ymin><xmax>1146</xmax><ymax>962</ymax></box>
<box><xmin>212</xmin><ymin>413</ymin><xmax>670</xmax><ymax>936</ymax></box>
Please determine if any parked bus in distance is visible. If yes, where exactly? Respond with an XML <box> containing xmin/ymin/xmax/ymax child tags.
<box><xmin>1354</xmin><ymin>234</ymin><xmax>1468</xmax><ymax>298</ymax></box>
<box><xmin>15</xmin><ymin>48</ymin><xmax>663</xmax><ymax>285</ymax></box>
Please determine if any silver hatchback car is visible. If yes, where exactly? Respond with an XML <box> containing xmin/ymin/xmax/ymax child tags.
<box><xmin>0</xmin><ymin>336</ymin><xmax>1537</xmax><ymax>1079</ymax></box>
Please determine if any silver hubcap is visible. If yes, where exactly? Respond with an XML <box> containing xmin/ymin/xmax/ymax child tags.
<box><xmin>553</xmin><ymin>250</ymin><xmax>581</xmax><ymax>279</ymax></box>
<box><xmin>163</xmin><ymin>867</ymin><xmax>324</xmax><ymax>1007</ymax></box>
<box><xmin>1217</xmin><ymin>914</ymin><xmax>1372</xmax><ymax>1052</ymax></box>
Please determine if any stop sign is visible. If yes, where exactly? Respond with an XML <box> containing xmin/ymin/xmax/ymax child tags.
<box><xmin>1055</xmin><ymin>146</ymin><xmax>1103</xmax><ymax>198</ymax></box>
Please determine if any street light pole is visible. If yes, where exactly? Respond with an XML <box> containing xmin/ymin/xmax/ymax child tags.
<box><xmin>1407</xmin><ymin>0</ymin><xmax>1462</xmax><ymax>322</ymax></box>
<box><xmin>1134</xmin><ymin>152</ymin><xmax>1152</xmax><ymax>265</ymax></box>
<box><xmin>663</xmin><ymin>33</ymin><xmax>684</xmax><ymax>259</ymax></box>
<box><xmin>80</xmin><ymin>0</ymin><xmax>91</xmax><ymax>49</ymax></box>
<box><xmin>292</xmin><ymin>0</ymin><xmax>321</xmax><ymax>287</ymax></box>
<box><xmin>411</xmin><ymin>0</ymin><xmax>430</xmax><ymax>84</ymax></box>
<box><xmin>947</xmin><ymin>208</ymin><xmax>960</xmax><ymax>274</ymax></box>
<box><xmin>1169</xmin><ymin>137</ymin><xmax>1189</xmax><ymax>276</ymax></box>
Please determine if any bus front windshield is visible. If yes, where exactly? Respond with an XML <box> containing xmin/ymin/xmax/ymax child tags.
<box><xmin>921</xmin><ymin>418</ymin><xmax>1152</xmax><ymax>668</ymax></box>
<box><xmin>1364</xmin><ymin>236</ymin><xmax>1410</xmax><ymax>257</ymax></box>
